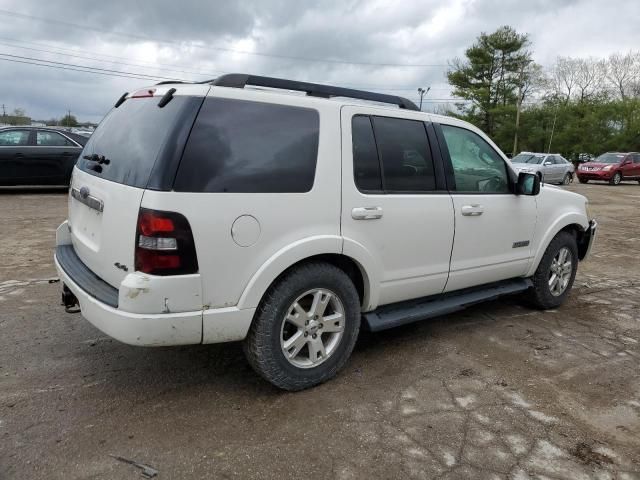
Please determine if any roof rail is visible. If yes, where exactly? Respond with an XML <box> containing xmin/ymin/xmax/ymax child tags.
<box><xmin>209</xmin><ymin>73</ymin><xmax>420</xmax><ymax>111</ymax></box>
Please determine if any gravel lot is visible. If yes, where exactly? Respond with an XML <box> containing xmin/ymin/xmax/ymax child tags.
<box><xmin>1</xmin><ymin>182</ymin><xmax>639</xmax><ymax>479</ymax></box>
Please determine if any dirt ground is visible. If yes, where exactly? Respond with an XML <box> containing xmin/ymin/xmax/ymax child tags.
<box><xmin>1</xmin><ymin>181</ymin><xmax>639</xmax><ymax>479</ymax></box>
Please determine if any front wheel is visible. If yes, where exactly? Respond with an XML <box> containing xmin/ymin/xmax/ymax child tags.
<box><xmin>243</xmin><ymin>262</ymin><xmax>361</xmax><ymax>390</ymax></box>
<box><xmin>609</xmin><ymin>172</ymin><xmax>622</xmax><ymax>185</ymax></box>
<box><xmin>527</xmin><ymin>231</ymin><xmax>578</xmax><ymax>309</ymax></box>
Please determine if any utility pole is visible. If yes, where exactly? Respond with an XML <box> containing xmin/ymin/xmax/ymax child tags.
<box><xmin>512</xmin><ymin>64</ymin><xmax>525</xmax><ymax>157</ymax></box>
<box><xmin>547</xmin><ymin>104</ymin><xmax>559</xmax><ymax>153</ymax></box>
<box><xmin>417</xmin><ymin>87</ymin><xmax>430</xmax><ymax>111</ymax></box>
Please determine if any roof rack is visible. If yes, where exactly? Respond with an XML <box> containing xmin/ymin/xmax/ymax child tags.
<box><xmin>206</xmin><ymin>73</ymin><xmax>420</xmax><ymax>111</ymax></box>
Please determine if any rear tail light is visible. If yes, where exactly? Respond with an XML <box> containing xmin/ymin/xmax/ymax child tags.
<box><xmin>134</xmin><ymin>208</ymin><xmax>198</xmax><ymax>275</ymax></box>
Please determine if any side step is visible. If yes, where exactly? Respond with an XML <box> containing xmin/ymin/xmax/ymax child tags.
<box><xmin>363</xmin><ymin>278</ymin><xmax>532</xmax><ymax>332</ymax></box>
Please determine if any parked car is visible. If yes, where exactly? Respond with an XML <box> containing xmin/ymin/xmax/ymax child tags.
<box><xmin>0</xmin><ymin>126</ymin><xmax>86</xmax><ymax>186</ymax></box>
<box><xmin>576</xmin><ymin>152</ymin><xmax>640</xmax><ymax>185</ymax></box>
<box><xmin>54</xmin><ymin>74</ymin><xmax>597</xmax><ymax>390</ymax></box>
<box><xmin>511</xmin><ymin>152</ymin><xmax>575</xmax><ymax>185</ymax></box>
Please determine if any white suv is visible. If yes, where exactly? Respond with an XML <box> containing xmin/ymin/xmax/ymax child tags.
<box><xmin>55</xmin><ymin>74</ymin><xmax>597</xmax><ymax>390</ymax></box>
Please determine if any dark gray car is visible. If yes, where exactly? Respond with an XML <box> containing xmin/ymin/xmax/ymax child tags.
<box><xmin>0</xmin><ymin>127</ymin><xmax>85</xmax><ymax>186</ymax></box>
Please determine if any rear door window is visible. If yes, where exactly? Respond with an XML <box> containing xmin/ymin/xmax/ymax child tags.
<box><xmin>372</xmin><ymin>116</ymin><xmax>436</xmax><ymax>192</ymax></box>
<box><xmin>352</xmin><ymin>115</ymin><xmax>383</xmax><ymax>192</ymax></box>
<box><xmin>36</xmin><ymin>131</ymin><xmax>76</xmax><ymax>146</ymax></box>
<box><xmin>174</xmin><ymin>97</ymin><xmax>320</xmax><ymax>193</ymax></box>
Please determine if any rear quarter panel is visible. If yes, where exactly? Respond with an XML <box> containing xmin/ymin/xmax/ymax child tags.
<box><xmin>141</xmin><ymin>89</ymin><xmax>343</xmax><ymax>311</ymax></box>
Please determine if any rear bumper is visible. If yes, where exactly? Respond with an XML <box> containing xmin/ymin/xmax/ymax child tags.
<box><xmin>54</xmin><ymin>222</ymin><xmax>254</xmax><ymax>346</ymax></box>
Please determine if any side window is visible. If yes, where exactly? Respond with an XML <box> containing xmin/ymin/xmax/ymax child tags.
<box><xmin>352</xmin><ymin>115</ymin><xmax>382</xmax><ymax>192</ymax></box>
<box><xmin>174</xmin><ymin>98</ymin><xmax>319</xmax><ymax>193</ymax></box>
<box><xmin>36</xmin><ymin>131</ymin><xmax>75</xmax><ymax>146</ymax></box>
<box><xmin>440</xmin><ymin>125</ymin><xmax>509</xmax><ymax>193</ymax></box>
<box><xmin>371</xmin><ymin>116</ymin><xmax>436</xmax><ymax>192</ymax></box>
<box><xmin>633</xmin><ymin>154</ymin><xmax>640</xmax><ymax>164</ymax></box>
<box><xmin>0</xmin><ymin>130</ymin><xmax>29</xmax><ymax>146</ymax></box>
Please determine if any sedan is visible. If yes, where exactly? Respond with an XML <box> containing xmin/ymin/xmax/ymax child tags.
<box><xmin>511</xmin><ymin>152</ymin><xmax>575</xmax><ymax>185</ymax></box>
<box><xmin>0</xmin><ymin>127</ymin><xmax>85</xmax><ymax>186</ymax></box>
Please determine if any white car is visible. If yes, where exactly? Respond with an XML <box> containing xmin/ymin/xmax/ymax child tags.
<box><xmin>55</xmin><ymin>74</ymin><xmax>597</xmax><ymax>390</ymax></box>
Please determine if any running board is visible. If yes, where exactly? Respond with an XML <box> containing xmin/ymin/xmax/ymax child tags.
<box><xmin>363</xmin><ymin>278</ymin><xmax>532</xmax><ymax>332</ymax></box>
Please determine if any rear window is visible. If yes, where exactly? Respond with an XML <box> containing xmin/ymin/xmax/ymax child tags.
<box><xmin>173</xmin><ymin>97</ymin><xmax>319</xmax><ymax>193</ymax></box>
<box><xmin>77</xmin><ymin>96</ymin><xmax>197</xmax><ymax>188</ymax></box>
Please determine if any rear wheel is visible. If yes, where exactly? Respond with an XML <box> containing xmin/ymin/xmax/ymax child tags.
<box><xmin>609</xmin><ymin>172</ymin><xmax>622</xmax><ymax>185</ymax></box>
<box><xmin>562</xmin><ymin>173</ymin><xmax>572</xmax><ymax>185</ymax></box>
<box><xmin>243</xmin><ymin>262</ymin><xmax>361</xmax><ymax>390</ymax></box>
<box><xmin>527</xmin><ymin>231</ymin><xmax>578</xmax><ymax>309</ymax></box>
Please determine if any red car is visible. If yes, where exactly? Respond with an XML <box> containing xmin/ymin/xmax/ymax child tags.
<box><xmin>577</xmin><ymin>152</ymin><xmax>640</xmax><ymax>185</ymax></box>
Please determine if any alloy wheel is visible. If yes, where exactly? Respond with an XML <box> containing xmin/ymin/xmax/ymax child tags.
<box><xmin>548</xmin><ymin>247</ymin><xmax>573</xmax><ymax>297</ymax></box>
<box><xmin>280</xmin><ymin>289</ymin><xmax>345</xmax><ymax>369</ymax></box>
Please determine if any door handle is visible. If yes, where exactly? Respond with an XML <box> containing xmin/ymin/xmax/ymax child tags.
<box><xmin>352</xmin><ymin>206</ymin><xmax>383</xmax><ymax>220</ymax></box>
<box><xmin>461</xmin><ymin>204</ymin><xmax>484</xmax><ymax>216</ymax></box>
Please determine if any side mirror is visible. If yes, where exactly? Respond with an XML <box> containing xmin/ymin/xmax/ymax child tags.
<box><xmin>516</xmin><ymin>172</ymin><xmax>540</xmax><ymax>196</ymax></box>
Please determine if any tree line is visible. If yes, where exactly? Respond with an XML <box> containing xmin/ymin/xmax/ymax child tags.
<box><xmin>445</xmin><ymin>26</ymin><xmax>640</xmax><ymax>159</ymax></box>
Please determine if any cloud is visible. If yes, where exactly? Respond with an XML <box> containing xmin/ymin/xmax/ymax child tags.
<box><xmin>0</xmin><ymin>0</ymin><xmax>637</xmax><ymax>121</ymax></box>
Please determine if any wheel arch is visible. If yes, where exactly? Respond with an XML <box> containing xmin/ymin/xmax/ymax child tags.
<box><xmin>526</xmin><ymin>214</ymin><xmax>589</xmax><ymax>276</ymax></box>
<box><xmin>236</xmin><ymin>236</ymin><xmax>376</xmax><ymax>311</ymax></box>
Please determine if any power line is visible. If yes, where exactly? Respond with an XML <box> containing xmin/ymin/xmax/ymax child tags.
<box><xmin>0</xmin><ymin>55</ymin><xmax>170</xmax><ymax>81</ymax></box>
<box><xmin>0</xmin><ymin>52</ymin><xmax>187</xmax><ymax>81</ymax></box>
<box><xmin>0</xmin><ymin>38</ymin><xmax>219</xmax><ymax>78</ymax></box>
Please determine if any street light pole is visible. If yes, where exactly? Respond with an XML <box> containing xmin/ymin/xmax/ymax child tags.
<box><xmin>417</xmin><ymin>87</ymin><xmax>430</xmax><ymax>111</ymax></box>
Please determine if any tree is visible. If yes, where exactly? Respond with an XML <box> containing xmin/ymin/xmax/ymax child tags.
<box><xmin>447</xmin><ymin>26</ymin><xmax>532</xmax><ymax>136</ymax></box>
<box><xmin>606</xmin><ymin>52</ymin><xmax>640</xmax><ymax>99</ymax></box>
<box><xmin>60</xmin><ymin>113</ymin><xmax>78</xmax><ymax>127</ymax></box>
<box><xmin>12</xmin><ymin>108</ymin><xmax>26</xmax><ymax>117</ymax></box>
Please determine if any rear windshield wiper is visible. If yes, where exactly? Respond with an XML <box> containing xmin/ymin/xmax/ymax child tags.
<box><xmin>83</xmin><ymin>153</ymin><xmax>111</xmax><ymax>165</ymax></box>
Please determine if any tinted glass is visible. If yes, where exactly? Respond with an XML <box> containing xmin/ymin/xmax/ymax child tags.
<box><xmin>441</xmin><ymin>125</ymin><xmax>509</xmax><ymax>193</ymax></box>
<box><xmin>633</xmin><ymin>154</ymin><xmax>640</xmax><ymax>164</ymax></box>
<box><xmin>36</xmin><ymin>131</ymin><xmax>75</xmax><ymax>146</ymax></box>
<box><xmin>595</xmin><ymin>153</ymin><xmax>625</xmax><ymax>164</ymax></box>
<box><xmin>175</xmin><ymin>97</ymin><xmax>319</xmax><ymax>193</ymax></box>
<box><xmin>0</xmin><ymin>130</ymin><xmax>29</xmax><ymax>146</ymax></box>
<box><xmin>352</xmin><ymin>115</ymin><xmax>382</xmax><ymax>192</ymax></box>
<box><xmin>371</xmin><ymin>116</ymin><xmax>435</xmax><ymax>192</ymax></box>
<box><xmin>78</xmin><ymin>96</ymin><xmax>194</xmax><ymax>188</ymax></box>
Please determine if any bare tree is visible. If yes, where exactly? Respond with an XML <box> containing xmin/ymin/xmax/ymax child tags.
<box><xmin>551</xmin><ymin>57</ymin><xmax>579</xmax><ymax>103</ymax></box>
<box><xmin>606</xmin><ymin>51</ymin><xmax>640</xmax><ymax>99</ymax></box>
<box><xmin>575</xmin><ymin>57</ymin><xmax>607</xmax><ymax>101</ymax></box>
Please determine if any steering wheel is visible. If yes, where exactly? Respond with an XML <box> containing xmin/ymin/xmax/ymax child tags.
<box><xmin>480</xmin><ymin>176</ymin><xmax>506</xmax><ymax>192</ymax></box>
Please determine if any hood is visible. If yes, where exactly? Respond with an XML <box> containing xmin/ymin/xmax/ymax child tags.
<box><xmin>512</xmin><ymin>163</ymin><xmax>542</xmax><ymax>172</ymax></box>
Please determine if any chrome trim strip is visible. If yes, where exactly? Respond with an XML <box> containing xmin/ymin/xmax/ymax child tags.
<box><xmin>71</xmin><ymin>187</ymin><xmax>104</xmax><ymax>213</ymax></box>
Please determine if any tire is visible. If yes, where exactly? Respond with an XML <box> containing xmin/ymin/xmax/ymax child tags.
<box><xmin>243</xmin><ymin>262</ymin><xmax>361</xmax><ymax>391</ymax></box>
<box><xmin>562</xmin><ymin>173</ymin><xmax>572</xmax><ymax>185</ymax></box>
<box><xmin>527</xmin><ymin>231</ymin><xmax>578</xmax><ymax>309</ymax></box>
<box><xmin>609</xmin><ymin>172</ymin><xmax>622</xmax><ymax>185</ymax></box>
<box><xmin>578</xmin><ymin>178</ymin><xmax>589</xmax><ymax>184</ymax></box>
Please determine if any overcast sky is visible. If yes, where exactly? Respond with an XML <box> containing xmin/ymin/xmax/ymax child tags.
<box><xmin>0</xmin><ymin>0</ymin><xmax>638</xmax><ymax>122</ymax></box>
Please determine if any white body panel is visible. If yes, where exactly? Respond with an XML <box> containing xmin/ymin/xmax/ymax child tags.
<box><xmin>340</xmin><ymin>105</ymin><xmax>455</xmax><ymax>307</ymax></box>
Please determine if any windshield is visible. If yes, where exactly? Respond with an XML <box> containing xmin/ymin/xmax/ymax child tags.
<box><xmin>512</xmin><ymin>154</ymin><xmax>545</xmax><ymax>164</ymax></box>
<box><xmin>595</xmin><ymin>153</ymin><xmax>626</xmax><ymax>164</ymax></box>
<box><xmin>77</xmin><ymin>95</ymin><xmax>201</xmax><ymax>188</ymax></box>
